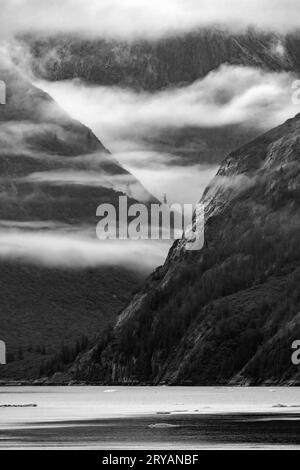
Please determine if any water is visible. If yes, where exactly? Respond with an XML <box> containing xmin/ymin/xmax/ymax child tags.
<box><xmin>0</xmin><ymin>386</ymin><xmax>299</xmax><ymax>449</ymax></box>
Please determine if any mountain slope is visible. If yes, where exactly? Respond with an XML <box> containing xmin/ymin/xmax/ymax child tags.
<box><xmin>0</xmin><ymin>62</ymin><xmax>155</xmax><ymax>222</ymax></box>
<box><xmin>0</xmin><ymin>61</ymin><xmax>154</xmax><ymax>380</ymax></box>
<box><xmin>67</xmin><ymin>113</ymin><xmax>300</xmax><ymax>386</ymax></box>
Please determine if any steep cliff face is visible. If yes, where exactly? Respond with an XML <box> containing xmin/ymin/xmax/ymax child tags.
<box><xmin>22</xmin><ymin>29</ymin><xmax>300</xmax><ymax>90</ymax></box>
<box><xmin>68</xmin><ymin>114</ymin><xmax>300</xmax><ymax>385</ymax></box>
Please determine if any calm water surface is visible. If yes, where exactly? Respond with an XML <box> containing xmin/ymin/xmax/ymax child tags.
<box><xmin>0</xmin><ymin>386</ymin><xmax>299</xmax><ymax>449</ymax></box>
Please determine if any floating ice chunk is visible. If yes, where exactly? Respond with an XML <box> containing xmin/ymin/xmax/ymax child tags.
<box><xmin>149</xmin><ymin>423</ymin><xmax>180</xmax><ymax>429</ymax></box>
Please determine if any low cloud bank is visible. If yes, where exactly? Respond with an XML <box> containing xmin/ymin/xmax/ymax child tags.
<box><xmin>19</xmin><ymin>170</ymin><xmax>150</xmax><ymax>201</ymax></box>
<box><xmin>37</xmin><ymin>65</ymin><xmax>299</xmax><ymax>154</ymax></box>
<box><xmin>0</xmin><ymin>226</ymin><xmax>169</xmax><ymax>272</ymax></box>
<box><xmin>37</xmin><ymin>65</ymin><xmax>299</xmax><ymax>204</ymax></box>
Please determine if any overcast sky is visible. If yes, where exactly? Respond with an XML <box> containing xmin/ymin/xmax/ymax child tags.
<box><xmin>1</xmin><ymin>0</ymin><xmax>300</xmax><ymax>39</ymax></box>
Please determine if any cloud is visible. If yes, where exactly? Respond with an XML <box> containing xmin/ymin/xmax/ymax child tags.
<box><xmin>20</xmin><ymin>170</ymin><xmax>135</xmax><ymax>186</ymax></box>
<box><xmin>111</xmin><ymin>150</ymin><xmax>181</xmax><ymax>170</ymax></box>
<box><xmin>203</xmin><ymin>173</ymin><xmax>258</xmax><ymax>207</ymax></box>
<box><xmin>0</xmin><ymin>121</ymin><xmax>63</xmax><ymax>154</ymax></box>
<box><xmin>36</xmin><ymin>65</ymin><xmax>299</xmax><ymax>153</ymax></box>
<box><xmin>0</xmin><ymin>226</ymin><xmax>169</xmax><ymax>271</ymax></box>
<box><xmin>0</xmin><ymin>0</ymin><xmax>300</xmax><ymax>39</ymax></box>
<box><xmin>131</xmin><ymin>163</ymin><xmax>218</xmax><ymax>205</ymax></box>
<box><xmin>36</xmin><ymin>65</ymin><xmax>300</xmax><ymax>203</ymax></box>
<box><xmin>0</xmin><ymin>118</ymin><xmax>154</xmax><ymax>202</ymax></box>
<box><xmin>18</xmin><ymin>169</ymin><xmax>152</xmax><ymax>202</ymax></box>
<box><xmin>18</xmin><ymin>154</ymin><xmax>216</xmax><ymax>205</ymax></box>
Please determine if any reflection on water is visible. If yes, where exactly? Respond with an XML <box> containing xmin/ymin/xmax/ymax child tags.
<box><xmin>0</xmin><ymin>386</ymin><xmax>299</xmax><ymax>449</ymax></box>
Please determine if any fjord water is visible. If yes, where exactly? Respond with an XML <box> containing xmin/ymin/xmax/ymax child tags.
<box><xmin>0</xmin><ymin>386</ymin><xmax>299</xmax><ymax>449</ymax></box>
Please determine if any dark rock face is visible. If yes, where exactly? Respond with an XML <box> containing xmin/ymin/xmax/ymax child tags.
<box><xmin>70</xmin><ymin>114</ymin><xmax>300</xmax><ymax>386</ymax></box>
<box><xmin>22</xmin><ymin>29</ymin><xmax>300</xmax><ymax>90</ymax></box>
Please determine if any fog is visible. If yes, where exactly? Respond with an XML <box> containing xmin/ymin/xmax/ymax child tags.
<box><xmin>37</xmin><ymin>65</ymin><xmax>300</xmax><ymax>204</ymax></box>
<box><xmin>0</xmin><ymin>226</ymin><xmax>169</xmax><ymax>271</ymax></box>
<box><xmin>37</xmin><ymin>65</ymin><xmax>298</xmax><ymax>151</ymax></box>
<box><xmin>1</xmin><ymin>0</ymin><xmax>300</xmax><ymax>40</ymax></box>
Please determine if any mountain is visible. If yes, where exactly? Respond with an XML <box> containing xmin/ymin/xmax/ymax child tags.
<box><xmin>21</xmin><ymin>29</ymin><xmax>300</xmax><ymax>90</ymax></box>
<box><xmin>0</xmin><ymin>61</ymin><xmax>155</xmax><ymax>381</ymax></box>
<box><xmin>0</xmin><ymin>62</ymin><xmax>155</xmax><ymax>222</ymax></box>
<box><xmin>17</xmin><ymin>28</ymin><xmax>300</xmax><ymax>168</ymax></box>
<box><xmin>65</xmin><ymin>113</ymin><xmax>300</xmax><ymax>386</ymax></box>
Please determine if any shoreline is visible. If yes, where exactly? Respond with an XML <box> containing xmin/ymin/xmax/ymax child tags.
<box><xmin>0</xmin><ymin>380</ymin><xmax>299</xmax><ymax>387</ymax></box>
